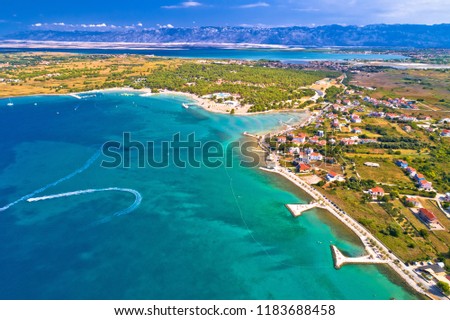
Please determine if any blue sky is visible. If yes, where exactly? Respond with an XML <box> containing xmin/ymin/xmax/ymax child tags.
<box><xmin>1</xmin><ymin>0</ymin><xmax>449</xmax><ymax>33</ymax></box>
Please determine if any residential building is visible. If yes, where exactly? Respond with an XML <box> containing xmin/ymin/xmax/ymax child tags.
<box><xmin>418</xmin><ymin>208</ymin><xmax>438</xmax><ymax>224</ymax></box>
<box><xmin>364</xmin><ymin>162</ymin><xmax>380</xmax><ymax>168</ymax></box>
<box><xmin>309</xmin><ymin>152</ymin><xmax>323</xmax><ymax>161</ymax></box>
<box><xmin>292</xmin><ymin>133</ymin><xmax>307</xmax><ymax>144</ymax></box>
<box><xmin>418</xmin><ymin>180</ymin><xmax>433</xmax><ymax>191</ymax></box>
<box><xmin>406</xmin><ymin>166</ymin><xmax>417</xmax><ymax>175</ymax></box>
<box><xmin>395</xmin><ymin>160</ymin><xmax>408</xmax><ymax>168</ymax></box>
<box><xmin>405</xmin><ymin>197</ymin><xmax>420</xmax><ymax>207</ymax></box>
<box><xmin>368</xmin><ymin>187</ymin><xmax>385</xmax><ymax>200</ymax></box>
<box><xmin>445</xmin><ymin>193</ymin><xmax>450</xmax><ymax>202</ymax></box>
<box><xmin>326</xmin><ymin>171</ymin><xmax>338</xmax><ymax>182</ymax></box>
<box><xmin>352</xmin><ymin>127</ymin><xmax>362</xmax><ymax>134</ymax></box>
<box><xmin>386</xmin><ymin>113</ymin><xmax>400</xmax><ymax>120</ymax></box>
<box><xmin>441</xmin><ymin>129</ymin><xmax>450</xmax><ymax>137</ymax></box>
<box><xmin>414</xmin><ymin>173</ymin><xmax>426</xmax><ymax>182</ymax></box>
<box><xmin>351</xmin><ymin>114</ymin><xmax>362</xmax><ymax>123</ymax></box>
<box><xmin>309</xmin><ymin>136</ymin><xmax>319</xmax><ymax>144</ymax></box>
<box><xmin>399</xmin><ymin>115</ymin><xmax>417</xmax><ymax>122</ymax></box>
<box><xmin>296</xmin><ymin>163</ymin><xmax>311</xmax><ymax>173</ymax></box>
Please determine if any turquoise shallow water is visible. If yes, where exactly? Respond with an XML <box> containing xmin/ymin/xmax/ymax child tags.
<box><xmin>0</xmin><ymin>93</ymin><xmax>416</xmax><ymax>299</ymax></box>
<box><xmin>0</xmin><ymin>48</ymin><xmax>407</xmax><ymax>62</ymax></box>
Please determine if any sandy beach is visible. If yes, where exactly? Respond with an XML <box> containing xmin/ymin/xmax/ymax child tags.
<box><xmin>141</xmin><ymin>88</ymin><xmax>313</xmax><ymax>117</ymax></box>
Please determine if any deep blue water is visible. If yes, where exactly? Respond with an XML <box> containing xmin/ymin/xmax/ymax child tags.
<box><xmin>0</xmin><ymin>48</ymin><xmax>407</xmax><ymax>62</ymax></box>
<box><xmin>0</xmin><ymin>92</ymin><xmax>416</xmax><ymax>299</ymax></box>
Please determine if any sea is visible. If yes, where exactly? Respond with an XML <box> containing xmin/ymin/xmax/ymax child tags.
<box><xmin>0</xmin><ymin>47</ymin><xmax>407</xmax><ymax>63</ymax></box>
<box><xmin>0</xmin><ymin>92</ymin><xmax>417</xmax><ymax>299</ymax></box>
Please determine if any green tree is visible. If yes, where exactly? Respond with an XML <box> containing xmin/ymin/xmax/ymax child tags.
<box><xmin>387</xmin><ymin>224</ymin><xmax>400</xmax><ymax>237</ymax></box>
<box><xmin>419</xmin><ymin>229</ymin><xmax>429</xmax><ymax>238</ymax></box>
<box><xmin>437</xmin><ymin>281</ymin><xmax>450</xmax><ymax>295</ymax></box>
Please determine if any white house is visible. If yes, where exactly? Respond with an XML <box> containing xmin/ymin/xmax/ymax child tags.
<box><xmin>326</xmin><ymin>171</ymin><xmax>338</xmax><ymax>181</ymax></box>
<box><xmin>309</xmin><ymin>152</ymin><xmax>323</xmax><ymax>161</ymax></box>
<box><xmin>368</xmin><ymin>187</ymin><xmax>385</xmax><ymax>200</ymax></box>
<box><xmin>441</xmin><ymin>129</ymin><xmax>450</xmax><ymax>137</ymax></box>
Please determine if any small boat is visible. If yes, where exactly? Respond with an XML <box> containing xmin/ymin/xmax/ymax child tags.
<box><xmin>7</xmin><ymin>98</ymin><xmax>14</xmax><ymax>107</ymax></box>
<box><xmin>182</xmin><ymin>103</ymin><xmax>189</xmax><ymax>109</ymax></box>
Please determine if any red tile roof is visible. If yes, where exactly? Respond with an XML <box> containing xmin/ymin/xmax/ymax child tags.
<box><xmin>370</xmin><ymin>187</ymin><xmax>385</xmax><ymax>194</ymax></box>
<box><xmin>299</xmin><ymin>163</ymin><xmax>311</xmax><ymax>171</ymax></box>
<box><xmin>419</xmin><ymin>208</ymin><xmax>437</xmax><ymax>221</ymax></box>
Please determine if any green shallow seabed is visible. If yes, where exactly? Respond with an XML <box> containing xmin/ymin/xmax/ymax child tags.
<box><xmin>0</xmin><ymin>92</ymin><xmax>417</xmax><ymax>299</ymax></box>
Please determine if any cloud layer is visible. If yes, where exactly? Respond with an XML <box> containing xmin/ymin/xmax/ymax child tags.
<box><xmin>3</xmin><ymin>0</ymin><xmax>449</xmax><ymax>35</ymax></box>
<box><xmin>162</xmin><ymin>1</ymin><xmax>203</xmax><ymax>9</ymax></box>
<box><xmin>237</xmin><ymin>2</ymin><xmax>270</xmax><ymax>8</ymax></box>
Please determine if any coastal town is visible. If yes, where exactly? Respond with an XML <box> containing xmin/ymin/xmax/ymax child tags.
<box><xmin>1</xmin><ymin>51</ymin><xmax>450</xmax><ymax>300</ymax></box>
<box><xmin>3</xmin><ymin>0</ymin><xmax>450</xmax><ymax>315</ymax></box>
<box><xmin>254</xmin><ymin>73</ymin><xmax>450</xmax><ymax>299</ymax></box>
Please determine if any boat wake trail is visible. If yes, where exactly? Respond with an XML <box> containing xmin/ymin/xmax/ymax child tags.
<box><xmin>27</xmin><ymin>188</ymin><xmax>142</xmax><ymax>217</ymax></box>
<box><xmin>0</xmin><ymin>151</ymin><xmax>101</xmax><ymax>212</ymax></box>
<box><xmin>0</xmin><ymin>151</ymin><xmax>142</xmax><ymax>220</ymax></box>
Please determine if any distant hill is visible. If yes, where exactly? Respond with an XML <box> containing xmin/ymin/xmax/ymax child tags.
<box><xmin>4</xmin><ymin>24</ymin><xmax>450</xmax><ymax>48</ymax></box>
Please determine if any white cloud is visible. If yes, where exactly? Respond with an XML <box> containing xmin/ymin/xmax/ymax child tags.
<box><xmin>85</xmin><ymin>23</ymin><xmax>107</xmax><ymax>27</ymax></box>
<box><xmin>374</xmin><ymin>0</ymin><xmax>449</xmax><ymax>23</ymax></box>
<box><xmin>293</xmin><ymin>8</ymin><xmax>320</xmax><ymax>12</ymax></box>
<box><xmin>162</xmin><ymin>1</ymin><xmax>202</xmax><ymax>9</ymax></box>
<box><xmin>137</xmin><ymin>22</ymin><xmax>143</xmax><ymax>27</ymax></box>
<box><xmin>280</xmin><ymin>0</ymin><xmax>450</xmax><ymax>25</ymax></box>
<box><xmin>157</xmin><ymin>23</ymin><xmax>175</xmax><ymax>28</ymax></box>
<box><xmin>32</xmin><ymin>22</ymin><xmax>111</xmax><ymax>29</ymax></box>
<box><xmin>237</xmin><ymin>2</ymin><xmax>270</xmax><ymax>9</ymax></box>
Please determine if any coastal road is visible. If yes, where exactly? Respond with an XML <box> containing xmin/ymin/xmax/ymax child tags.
<box><xmin>261</xmin><ymin>163</ymin><xmax>440</xmax><ymax>298</ymax></box>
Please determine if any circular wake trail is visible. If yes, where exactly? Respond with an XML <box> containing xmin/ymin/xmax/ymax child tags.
<box><xmin>26</xmin><ymin>188</ymin><xmax>142</xmax><ymax>216</ymax></box>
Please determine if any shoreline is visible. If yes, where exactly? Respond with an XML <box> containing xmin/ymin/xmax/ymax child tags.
<box><xmin>2</xmin><ymin>86</ymin><xmax>436</xmax><ymax>299</ymax></box>
<box><xmin>2</xmin><ymin>87</ymin><xmax>311</xmax><ymax>117</ymax></box>
<box><xmin>258</xmin><ymin>164</ymin><xmax>436</xmax><ymax>299</ymax></box>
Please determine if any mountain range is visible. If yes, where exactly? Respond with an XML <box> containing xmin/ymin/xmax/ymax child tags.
<box><xmin>3</xmin><ymin>24</ymin><xmax>450</xmax><ymax>48</ymax></box>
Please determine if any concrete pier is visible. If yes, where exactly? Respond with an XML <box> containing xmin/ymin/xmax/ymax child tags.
<box><xmin>259</xmin><ymin>164</ymin><xmax>432</xmax><ymax>296</ymax></box>
<box><xmin>331</xmin><ymin>245</ymin><xmax>389</xmax><ymax>269</ymax></box>
<box><xmin>286</xmin><ymin>203</ymin><xmax>324</xmax><ymax>217</ymax></box>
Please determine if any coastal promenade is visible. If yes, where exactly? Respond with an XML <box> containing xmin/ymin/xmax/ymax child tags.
<box><xmin>260</xmin><ymin>165</ymin><xmax>436</xmax><ymax>298</ymax></box>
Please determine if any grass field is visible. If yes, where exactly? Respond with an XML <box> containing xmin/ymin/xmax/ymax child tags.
<box><xmin>352</xmin><ymin>69</ymin><xmax>450</xmax><ymax>112</ymax></box>
<box><xmin>0</xmin><ymin>52</ymin><xmax>338</xmax><ymax>112</ymax></box>
<box><xmin>318</xmin><ymin>187</ymin><xmax>430</xmax><ymax>261</ymax></box>
<box><xmin>0</xmin><ymin>53</ymin><xmax>181</xmax><ymax>97</ymax></box>
<box><xmin>350</xmin><ymin>156</ymin><xmax>416</xmax><ymax>187</ymax></box>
